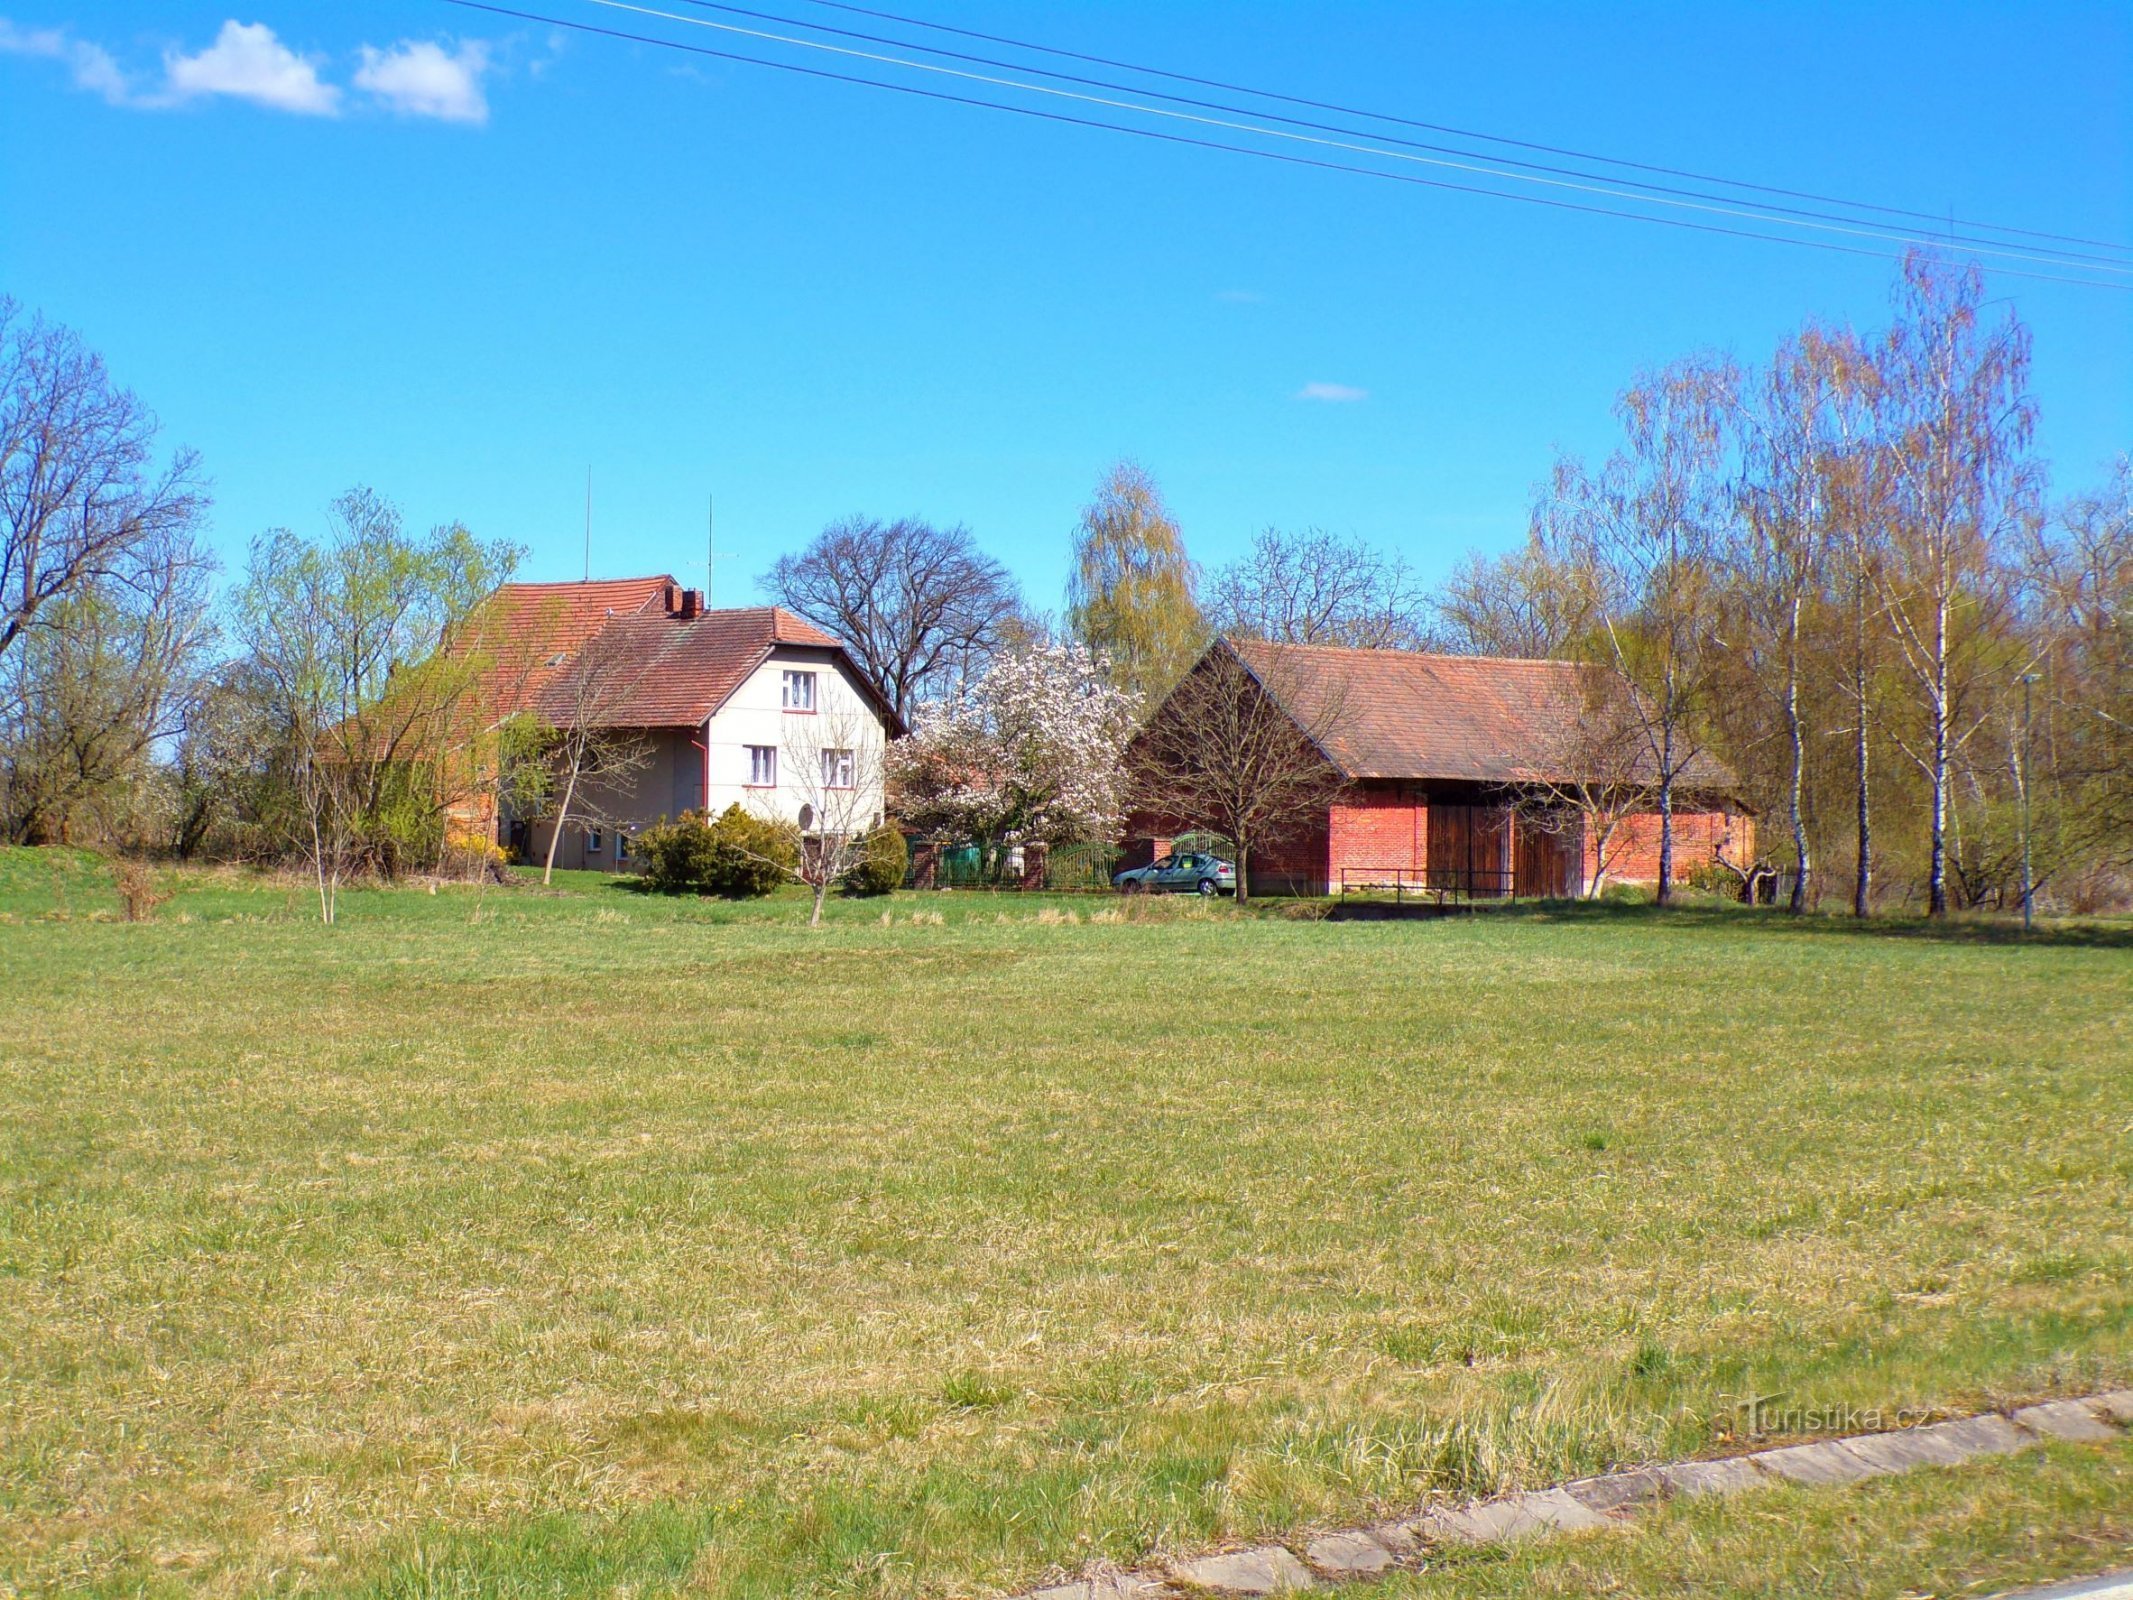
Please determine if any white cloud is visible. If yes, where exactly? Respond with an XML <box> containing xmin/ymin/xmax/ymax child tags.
<box><xmin>0</xmin><ymin>19</ymin><xmax>135</xmax><ymax>104</ymax></box>
<box><xmin>355</xmin><ymin>38</ymin><xmax>490</xmax><ymax>124</ymax></box>
<box><xmin>163</xmin><ymin>20</ymin><xmax>340</xmax><ymax>115</ymax></box>
<box><xmin>1296</xmin><ymin>381</ymin><xmax>1368</xmax><ymax>403</ymax></box>
<box><xmin>1215</xmin><ymin>289</ymin><xmax>1264</xmax><ymax>305</ymax></box>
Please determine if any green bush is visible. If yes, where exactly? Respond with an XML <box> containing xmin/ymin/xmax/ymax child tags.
<box><xmin>637</xmin><ymin>806</ymin><xmax>797</xmax><ymax>898</ymax></box>
<box><xmin>845</xmin><ymin>824</ymin><xmax>908</xmax><ymax>897</ymax></box>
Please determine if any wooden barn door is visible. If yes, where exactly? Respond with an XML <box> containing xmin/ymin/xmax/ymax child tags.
<box><xmin>1427</xmin><ymin>803</ymin><xmax>1513</xmax><ymax>896</ymax></box>
<box><xmin>1513</xmin><ymin>815</ymin><xmax>1582</xmax><ymax>899</ymax></box>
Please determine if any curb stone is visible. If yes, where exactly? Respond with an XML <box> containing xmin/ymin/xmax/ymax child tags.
<box><xmin>1006</xmin><ymin>1389</ymin><xmax>2129</xmax><ymax>1599</ymax></box>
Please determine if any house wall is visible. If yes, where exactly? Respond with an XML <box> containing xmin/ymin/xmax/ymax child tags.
<box><xmin>1593</xmin><ymin>809</ymin><xmax>1757</xmax><ymax>889</ymax></box>
<box><xmin>517</xmin><ymin>647</ymin><xmax>891</xmax><ymax>873</ymax></box>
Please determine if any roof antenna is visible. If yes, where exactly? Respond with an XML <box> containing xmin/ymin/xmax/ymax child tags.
<box><xmin>583</xmin><ymin>466</ymin><xmax>593</xmax><ymax>582</ymax></box>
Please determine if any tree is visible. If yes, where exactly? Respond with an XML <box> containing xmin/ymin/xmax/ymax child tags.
<box><xmin>1718</xmin><ymin>326</ymin><xmax>1856</xmax><ymax>913</ymax></box>
<box><xmin>1427</xmin><ymin>531</ymin><xmax>1605</xmax><ymax>658</ymax></box>
<box><xmin>1869</xmin><ymin>252</ymin><xmax>2039</xmax><ymax>916</ymax></box>
<box><xmin>2029</xmin><ymin>458</ymin><xmax>2132</xmax><ymax>860</ymax></box>
<box><xmin>1204</xmin><ymin>526</ymin><xmax>1428</xmax><ymax>649</ymax></box>
<box><xmin>0</xmin><ymin>557</ymin><xmax>214</xmax><ymax>845</ymax></box>
<box><xmin>890</xmin><ymin>640</ymin><xmax>1138</xmax><ymax>879</ymax></box>
<box><xmin>527</xmin><ymin>623</ymin><xmax>652</xmax><ymax>885</ymax></box>
<box><xmin>232</xmin><ymin>489</ymin><xmax>519</xmax><ymax>922</ymax></box>
<box><xmin>1129</xmin><ymin>641</ymin><xmax>1350</xmax><ymax>906</ymax></box>
<box><xmin>1508</xmin><ymin>674</ymin><xmax>1658</xmax><ymax>899</ymax></box>
<box><xmin>167</xmin><ymin>659</ymin><xmax>283</xmax><ymax>862</ymax></box>
<box><xmin>1542</xmin><ymin>357</ymin><xmax>1737</xmax><ymax>906</ymax></box>
<box><xmin>750</xmin><ymin>705</ymin><xmax>890</xmax><ymax>925</ymax></box>
<box><xmin>0</xmin><ymin>299</ymin><xmax>210</xmax><ymax>669</ymax></box>
<box><xmin>1066</xmin><ymin>461</ymin><xmax>1202</xmax><ymax>702</ymax></box>
<box><xmin>761</xmin><ymin>517</ymin><xmax>1021</xmax><ymax>718</ymax></box>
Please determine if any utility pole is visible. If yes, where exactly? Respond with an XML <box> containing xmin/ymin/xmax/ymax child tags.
<box><xmin>2018</xmin><ymin>671</ymin><xmax>2040</xmax><ymax>932</ymax></box>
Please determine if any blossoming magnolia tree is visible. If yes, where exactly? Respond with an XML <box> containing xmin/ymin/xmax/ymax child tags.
<box><xmin>889</xmin><ymin>641</ymin><xmax>1139</xmax><ymax>881</ymax></box>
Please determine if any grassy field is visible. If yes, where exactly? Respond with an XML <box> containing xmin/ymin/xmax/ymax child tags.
<box><xmin>0</xmin><ymin>848</ymin><xmax>2128</xmax><ymax>1598</ymax></box>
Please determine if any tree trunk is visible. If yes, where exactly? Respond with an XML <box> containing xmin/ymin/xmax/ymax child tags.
<box><xmin>1785</xmin><ymin>616</ymin><xmax>1809</xmax><ymax>915</ymax></box>
<box><xmin>1234</xmin><ymin>838</ymin><xmax>1250</xmax><ymax>908</ymax></box>
<box><xmin>543</xmin><ymin>761</ymin><xmax>581</xmax><ymax>886</ymax></box>
<box><xmin>1927</xmin><ymin>600</ymin><xmax>1951</xmax><ymax>918</ymax></box>
<box><xmin>810</xmin><ymin>878</ymin><xmax>827</xmax><ymax>927</ymax></box>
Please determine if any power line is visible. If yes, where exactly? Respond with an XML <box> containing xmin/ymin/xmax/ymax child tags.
<box><xmin>788</xmin><ymin>0</ymin><xmax>2133</xmax><ymax>260</ymax></box>
<box><xmin>660</xmin><ymin>0</ymin><xmax>2133</xmax><ymax>270</ymax></box>
<box><xmin>436</xmin><ymin>0</ymin><xmax>2130</xmax><ymax>292</ymax></box>
<box><xmin>588</xmin><ymin>0</ymin><xmax>2129</xmax><ymax>276</ymax></box>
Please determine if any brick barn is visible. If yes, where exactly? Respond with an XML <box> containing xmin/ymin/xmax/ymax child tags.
<box><xmin>1128</xmin><ymin>638</ymin><xmax>1753</xmax><ymax>898</ymax></box>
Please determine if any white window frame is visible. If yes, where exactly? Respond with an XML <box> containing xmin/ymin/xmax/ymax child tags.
<box><xmin>821</xmin><ymin>747</ymin><xmax>855</xmax><ymax>789</ymax></box>
<box><xmin>587</xmin><ymin>828</ymin><xmax>603</xmax><ymax>854</ymax></box>
<box><xmin>746</xmin><ymin>745</ymin><xmax>777</xmax><ymax>787</ymax></box>
<box><xmin>781</xmin><ymin>669</ymin><xmax>817</xmax><ymax>712</ymax></box>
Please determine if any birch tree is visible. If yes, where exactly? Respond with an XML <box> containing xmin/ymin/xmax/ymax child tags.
<box><xmin>1543</xmin><ymin>356</ymin><xmax>1737</xmax><ymax>906</ymax></box>
<box><xmin>1870</xmin><ymin>252</ymin><xmax>2039</xmax><ymax>916</ymax></box>
<box><xmin>1067</xmin><ymin>461</ymin><xmax>1202</xmax><ymax>702</ymax></box>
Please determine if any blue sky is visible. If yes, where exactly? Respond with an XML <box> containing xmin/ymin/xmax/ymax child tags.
<box><xmin>4</xmin><ymin>2</ymin><xmax>2128</xmax><ymax>614</ymax></box>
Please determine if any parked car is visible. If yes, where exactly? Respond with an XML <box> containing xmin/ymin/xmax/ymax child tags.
<box><xmin>1112</xmin><ymin>851</ymin><xmax>1237</xmax><ymax>896</ymax></box>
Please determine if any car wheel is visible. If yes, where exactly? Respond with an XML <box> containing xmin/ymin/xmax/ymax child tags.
<box><xmin>1197</xmin><ymin>878</ymin><xmax>1217</xmax><ymax>896</ymax></box>
<box><xmin>1121</xmin><ymin>878</ymin><xmax>1143</xmax><ymax>894</ymax></box>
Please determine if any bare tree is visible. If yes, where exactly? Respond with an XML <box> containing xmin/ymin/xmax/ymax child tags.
<box><xmin>1129</xmin><ymin>640</ymin><xmax>1350</xmax><ymax>905</ymax></box>
<box><xmin>1427</xmin><ymin>531</ymin><xmax>1606</xmax><ymax>658</ymax></box>
<box><xmin>1543</xmin><ymin>357</ymin><xmax>1737</xmax><ymax>906</ymax></box>
<box><xmin>1509</xmin><ymin>676</ymin><xmax>1657</xmax><ymax>898</ymax></box>
<box><xmin>1719</xmin><ymin>326</ymin><xmax>1859</xmax><ymax>913</ymax></box>
<box><xmin>751</xmin><ymin>706</ymin><xmax>888</xmax><ymax>926</ymax></box>
<box><xmin>0</xmin><ymin>299</ymin><xmax>209</xmax><ymax>667</ymax></box>
<box><xmin>762</xmin><ymin>516</ymin><xmax>1020</xmax><ymax>719</ymax></box>
<box><xmin>529</xmin><ymin>624</ymin><xmax>652</xmax><ymax>884</ymax></box>
<box><xmin>1870</xmin><ymin>253</ymin><xmax>2039</xmax><ymax>916</ymax></box>
<box><xmin>1204</xmin><ymin>526</ymin><xmax>1428</xmax><ymax>649</ymax></box>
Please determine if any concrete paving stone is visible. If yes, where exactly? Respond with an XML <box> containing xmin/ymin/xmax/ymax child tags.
<box><xmin>1432</xmin><ymin>1489</ymin><xmax>1601</xmax><ymax>1544</ymax></box>
<box><xmin>1302</xmin><ymin>1530</ymin><xmax>1395</xmax><ymax>1578</ymax></box>
<box><xmin>1562</xmin><ymin>1468</ymin><xmax>1669</xmax><ymax>1515</ymax></box>
<box><xmin>1027</xmin><ymin>1576</ymin><xmax>1166</xmax><ymax>1600</ymax></box>
<box><xmin>1753</xmin><ymin>1438</ymin><xmax>1888</xmax><ymax>1486</ymax></box>
<box><xmin>1837</xmin><ymin>1424</ymin><xmax>1983</xmax><ymax>1474</ymax></box>
<box><xmin>1516</xmin><ymin>1488</ymin><xmax>1611</xmax><ymax>1531</ymax></box>
<box><xmin>1171</xmin><ymin>1546</ymin><xmax>1315</xmax><ymax>1594</ymax></box>
<box><xmin>2013</xmin><ymin>1400</ymin><xmax>2121</xmax><ymax>1444</ymax></box>
<box><xmin>1365</xmin><ymin>1521</ymin><xmax>1421</xmax><ymax>1555</ymax></box>
<box><xmin>1908</xmin><ymin>1413</ymin><xmax>2035</xmax><ymax>1461</ymax></box>
<box><xmin>1658</xmin><ymin>1455</ymin><xmax>1770</xmax><ymax>1498</ymax></box>
<box><xmin>2087</xmin><ymin>1390</ymin><xmax>2133</xmax><ymax>1426</ymax></box>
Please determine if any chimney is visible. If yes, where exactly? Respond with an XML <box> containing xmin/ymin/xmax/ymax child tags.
<box><xmin>662</xmin><ymin>581</ymin><xmax>678</xmax><ymax>613</ymax></box>
<box><xmin>677</xmin><ymin>587</ymin><xmax>702</xmax><ymax>620</ymax></box>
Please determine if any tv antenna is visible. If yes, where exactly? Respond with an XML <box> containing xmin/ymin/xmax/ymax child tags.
<box><xmin>704</xmin><ymin>493</ymin><xmax>739</xmax><ymax>607</ymax></box>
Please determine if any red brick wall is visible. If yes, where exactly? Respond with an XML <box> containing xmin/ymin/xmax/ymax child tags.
<box><xmin>1327</xmin><ymin>787</ymin><xmax>1426</xmax><ymax>891</ymax></box>
<box><xmin>1596</xmin><ymin>810</ymin><xmax>1756</xmax><ymax>886</ymax></box>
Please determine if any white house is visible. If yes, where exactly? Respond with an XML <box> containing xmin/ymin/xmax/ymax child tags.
<box><xmin>482</xmin><ymin>576</ymin><xmax>901</xmax><ymax>872</ymax></box>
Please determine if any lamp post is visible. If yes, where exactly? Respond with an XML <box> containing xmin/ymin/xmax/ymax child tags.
<box><xmin>2018</xmin><ymin>671</ymin><xmax>2040</xmax><ymax>933</ymax></box>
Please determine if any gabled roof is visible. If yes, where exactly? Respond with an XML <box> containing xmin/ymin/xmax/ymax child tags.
<box><xmin>471</xmin><ymin>577</ymin><xmax>900</xmax><ymax>733</ymax></box>
<box><xmin>1222</xmin><ymin>637</ymin><xmax>1736</xmax><ymax>790</ymax></box>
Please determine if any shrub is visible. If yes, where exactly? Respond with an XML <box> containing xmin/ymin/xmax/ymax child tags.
<box><xmin>845</xmin><ymin>824</ymin><xmax>907</xmax><ymax>897</ymax></box>
<box><xmin>637</xmin><ymin>806</ymin><xmax>797</xmax><ymax>898</ymax></box>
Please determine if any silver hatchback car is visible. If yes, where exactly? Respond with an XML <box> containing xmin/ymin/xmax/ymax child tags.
<box><xmin>1112</xmin><ymin>851</ymin><xmax>1237</xmax><ymax>896</ymax></box>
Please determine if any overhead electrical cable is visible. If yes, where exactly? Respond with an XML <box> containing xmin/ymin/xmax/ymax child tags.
<box><xmin>564</xmin><ymin>0</ymin><xmax>2132</xmax><ymax>279</ymax></box>
<box><xmin>788</xmin><ymin>0</ymin><xmax>2133</xmax><ymax>259</ymax></box>
<box><xmin>435</xmin><ymin>0</ymin><xmax>2131</xmax><ymax>292</ymax></box>
<box><xmin>657</xmin><ymin>0</ymin><xmax>2133</xmax><ymax>270</ymax></box>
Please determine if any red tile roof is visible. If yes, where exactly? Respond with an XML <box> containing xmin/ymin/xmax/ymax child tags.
<box><xmin>468</xmin><ymin>577</ymin><xmax>893</xmax><ymax>731</ymax></box>
<box><xmin>1224</xmin><ymin>638</ymin><xmax>1737</xmax><ymax>790</ymax></box>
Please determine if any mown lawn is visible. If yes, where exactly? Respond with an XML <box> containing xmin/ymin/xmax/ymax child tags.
<box><xmin>0</xmin><ymin>848</ymin><xmax>2128</xmax><ymax>1597</ymax></box>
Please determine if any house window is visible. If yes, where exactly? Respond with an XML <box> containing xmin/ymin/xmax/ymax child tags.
<box><xmin>587</xmin><ymin>828</ymin><xmax>603</xmax><ymax>854</ymax></box>
<box><xmin>614</xmin><ymin>831</ymin><xmax>630</xmax><ymax>864</ymax></box>
<box><xmin>821</xmin><ymin>747</ymin><xmax>855</xmax><ymax>789</ymax></box>
<box><xmin>747</xmin><ymin>745</ymin><xmax>777</xmax><ymax>787</ymax></box>
<box><xmin>781</xmin><ymin>670</ymin><xmax>817</xmax><ymax>711</ymax></box>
